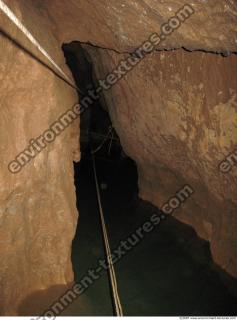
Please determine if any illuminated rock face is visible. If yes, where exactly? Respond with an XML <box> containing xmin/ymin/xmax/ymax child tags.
<box><xmin>0</xmin><ymin>0</ymin><xmax>236</xmax><ymax>315</ymax></box>
<box><xmin>0</xmin><ymin>0</ymin><xmax>80</xmax><ymax>315</ymax></box>
<box><xmin>43</xmin><ymin>0</ymin><xmax>237</xmax><ymax>53</ymax></box>
<box><xmin>84</xmin><ymin>47</ymin><xmax>237</xmax><ymax>283</ymax></box>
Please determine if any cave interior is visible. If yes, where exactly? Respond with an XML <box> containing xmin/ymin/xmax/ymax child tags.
<box><xmin>1</xmin><ymin>1</ymin><xmax>237</xmax><ymax>317</ymax></box>
<box><xmin>60</xmin><ymin>42</ymin><xmax>237</xmax><ymax>316</ymax></box>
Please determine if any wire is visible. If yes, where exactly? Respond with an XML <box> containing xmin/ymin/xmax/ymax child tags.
<box><xmin>91</xmin><ymin>126</ymin><xmax>113</xmax><ymax>155</ymax></box>
<box><xmin>0</xmin><ymin>2</ymin><xmax>123</xmax><ymax>314</ymax></box>
<box><xmin>0</xmin><ymin>0</ymin><xmax>83</xmax><ymax>94</ymax></box>
<box><xmin>108</xmin><ymin>130</ymin><xmax>114</xmax><ymax>156</ymax></box>
<box><xmin>92</xmin><ymin>153</ymin><xmax>124</xmax><ymax>316</ymax></box>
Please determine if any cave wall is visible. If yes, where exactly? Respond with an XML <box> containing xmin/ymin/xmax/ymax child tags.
<box><xmin>43</xmin><ymin>0</ymin><xmax>237</xmax><ymax>53</ymax></box>
<box><xmin>0</xmin><ymin>0</ymin><xmax>80</xmax><ymax>315</ymax></box>
<box><xmin>0</xmin><ymin>0</ymin><xmax>237</xmax><ymax>315</ymax></box>
<box><xmin>84</xmin><ymin>45</ymin><xmax>237</xmax><ymax>280</ymax></box>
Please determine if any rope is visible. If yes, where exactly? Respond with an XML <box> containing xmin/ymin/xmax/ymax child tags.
<box><xmin>108</xmin><ymin>130</ymin><xmax>114</xmax><ymax>156</ymax></box>
<box><xmin>91</xmin><ymin>126</ymin><xmax>113</xmax><ymax>155</ymax></box>
<box><xmin>1</xmin><ymin>2</ymin><xmax>123</xmax><ymax>313</ymax></box>
<box><xmin>0</xmin><ymin>0</ymin><xmax>81</xmax><ymax>93</ymax></box>
<box><xmin>81</xmin><ymin>130</ymin><xmax>120</xmax><ymax>142</ymax></box>
<box><xmin>92</xmin><ymin>154</ymin><xmax>124</xmax><ymax>317</ymax></box>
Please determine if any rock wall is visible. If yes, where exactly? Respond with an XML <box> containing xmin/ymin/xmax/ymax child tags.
<box><xmin>84</xmin><ymin>46</ymin><xmax>237</xmax><ymax>280</ymax></box>
<box><xmin>0</xmin><ymin>0</ymin><xmax>79</xmax><ymax>315</ymax></box>
<box><xmin>43</xmin><ymin>0</ymin><xmax>237</xmax><ymax>53</ymax></box>
<box><xmin>0</xmin><ymin>0</ymin><xmax>237</xmax><ymax>315</ymax></box>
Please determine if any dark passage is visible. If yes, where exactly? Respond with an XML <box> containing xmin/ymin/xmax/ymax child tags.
<box><xmin>63</xmin><ymin>154</ymin><xmax>237</xmax><ymax>316</ymax></box>
<box><xmin>62</xmin><ymin>42</ymin><xmax>237</xmax><ymax>316</ymax></box>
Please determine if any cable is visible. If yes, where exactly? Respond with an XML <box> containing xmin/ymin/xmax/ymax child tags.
<box><xmin>0</xmin><ymin>0</ymin><xmax>82</xmax><ymax>94</ymax></box>
<box><xmin>108</xmin><ymin>130</ymin><xmax>114</xmax><ymax>156</ymax></box>
<box><xmin>0</xmin><ymin>2</ymin><xmax>123</xmax><ymax>313</ymax></box>
<box><xmin>91</xmin><ymin>126</ymin><xmax>113</xmax><ymax>155</ymax></box>
<box><xmin>92</xmin><ymin>153</ymin><xmax>124</xmax><ymax>317</ymax></box>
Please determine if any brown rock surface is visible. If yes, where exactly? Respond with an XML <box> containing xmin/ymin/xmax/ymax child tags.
<box><xmin>0</xmin><ymin>0</ymin><xmax>237</xmax><ymax>315</ymax></box>
<box><xmin>0</xmin><ymin>0</ymin><xmax>79</xmax><ymax>315</ymax></box>
<box><xmin>84</xmin><ymin>45</ymin><xmax>237</xmax><ymax>280</ymax></box>
<box><xmin>43</xmin><ymin>0</ymin><xmax>237</xmax><ymax>53</ymax></box>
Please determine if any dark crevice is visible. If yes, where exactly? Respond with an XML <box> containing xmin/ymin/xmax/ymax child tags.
<box><xmin>77</xmin><ymin>40</ymin><xmax>237</xmax><ymax>57</ymax></box>
<box><xmin>61</xmin><ymin>40</ymin><xmax>237</xmax><ymax>316</ymax></box>
<box><xmin>62</xmin><ymin>41</ymin><xmax>124</xmax><ymax>157</ymax></box>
